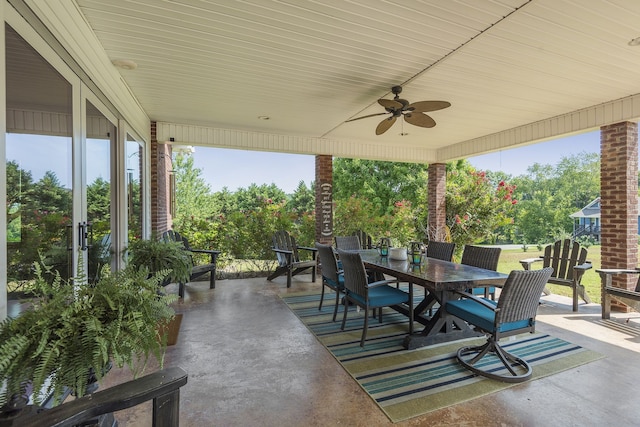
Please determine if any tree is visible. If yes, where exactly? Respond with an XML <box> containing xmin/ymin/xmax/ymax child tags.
<box><xmin>172</xmin><ymin>153</ymin><xmax>216</xmax><ymax>231</ymax></box>
<box><xmin>87</xmin><ymin>177</ymin><xmax>111</xmax><ymax>233</ymax></box>
<box><xmin>445</xmin><ymin>164</ymin><xmax>517</xmax><ymax>250</ymax></box>
<box><xmin>233</xmin><ymin>183</ymin><xmax>287</xmax><ymax>212</ymax></box>
<box><xmin>511</xmin><ymin>152</ymin><xmax>600</xmax><ymax>243</ymax></box>
<box><xmin>333</xmin><ymin>158</ymin><xmax>429</xmax><ymax>216</ymax></box>
<box><xmin>289</xmin><ymin>180</ymin><xmax>314</xmax><ymax>216</ymax></box>
<box><xmin>34</xmin><ymin>171</ymin><xmax>71</xmax><ymax>214</ymax></box>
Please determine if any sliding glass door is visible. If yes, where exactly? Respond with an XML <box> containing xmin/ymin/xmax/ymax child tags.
<box><xmin>5</xmin><ymin>24</ymin><xmax>75</xmax><ymax>295</ymax></box>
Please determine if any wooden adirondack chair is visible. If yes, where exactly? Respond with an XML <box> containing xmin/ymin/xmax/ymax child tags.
<box><xmin>162</xmin><ymin>230</ymin><xmax>220</xmax><ymax>298</ymax></box>
<box><xmin>596</xmin><ymin>267</ymin><xmax>640</xmax><ymax>319</ymax></box>
<box><xmin>353</xmin><ymin>230</ymin><xmax>374</xmax><ymax>249</ymax></box>
<box><xmin>267</xmin><ymin>230</ymin><xmax>317</xmax><ymax>288</ymax></box>
<box><xmin>520</xmin><ymin>239</ymin><xmax>592</xmax><ymax>311</ymax></box>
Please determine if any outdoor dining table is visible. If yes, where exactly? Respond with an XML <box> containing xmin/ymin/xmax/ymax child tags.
<box><xmin>358</xmin><ymin>249</ymin><xmax>508</xmax><ymax>350</ymax></box>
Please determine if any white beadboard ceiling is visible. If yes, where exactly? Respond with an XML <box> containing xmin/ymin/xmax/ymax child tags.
<box><xmin>67</xmin><ymin>0</ymin><xmax>640</xmax><ymax>162</ymax></box>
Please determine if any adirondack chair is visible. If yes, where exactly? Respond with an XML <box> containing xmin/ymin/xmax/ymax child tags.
<box><xmin>520</xmin><ymin>239</ymin><xmax>592</xmax><ymax>311</ymax></box>
<box><xmin>596</xmin><ymin>267</ymin><xmax>640</xmax><ymax>319</ymax></box>
<box><xmin>161</xmin><ymin>230</ymin><xmax>220</xmax><ymax>298</ymax></box>
<box><xmin>353</xmin><ymin>230</ymin><xmax>374</xmax><ymax>249</ymax></box>
<box><xmin>268</xmin><ymin>230</ymin><xmax>317</xmax><ymax>288</ymax></box>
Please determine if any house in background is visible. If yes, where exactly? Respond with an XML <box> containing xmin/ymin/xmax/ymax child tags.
<box><xmin>570</xmin><ymin>197</ymin><xmax>640</xmax><ymax>242</ymax></box>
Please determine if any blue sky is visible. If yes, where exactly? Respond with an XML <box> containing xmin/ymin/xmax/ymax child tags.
<box><xmin>7</xmin><ymin>130</ymin><xmax>601</xmax><ymax>194</ymax></box>
<box><xmin>193</xmin><ymin>130</ymin><xmax>601</xmax><ymax>193</ymax></box>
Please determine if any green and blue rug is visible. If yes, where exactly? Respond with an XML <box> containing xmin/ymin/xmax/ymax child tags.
<box><xmin>281</xmin><ymin>289</ymin><xmax>604</xmax><ymax>423</ymax></box>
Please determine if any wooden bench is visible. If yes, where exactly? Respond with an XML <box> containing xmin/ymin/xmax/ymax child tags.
<box><xmin>5</xmin><ymin>367</ymin><xmax>187</xmax><ymax>427</ymax></box>
<box><xmin>162</xmin><ymin>230</ymin><xmax>220</xmax><ymax>298</ymax></box>
<box><xmin>520</xmin><ymin>239</ymin><xmax>592</xmax><ymax>312</ymax></box>
<box><xmin>596</xmin><ymin>268</ymin><xmax>640</xmax><ymax>319</ymax></box>
<box><xmin>267</xmin><ymin>230</ymin><xmax>317</xmax><ymax>288</ymax></box>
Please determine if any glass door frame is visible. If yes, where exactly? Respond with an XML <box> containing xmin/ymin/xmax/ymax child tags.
<box><xmin>1</xmin><ymin>3</ymin><xmax>150</xmax><ymax>318</ymax></box>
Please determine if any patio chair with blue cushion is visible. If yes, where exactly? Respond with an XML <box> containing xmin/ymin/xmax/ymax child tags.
<box><xmin>338</xmin><ymin>249</ymin><xmax>413</xmax><ymax>347</ymax></box>
<box><xmin>445</xmin><ymin>267</ymin><xmax>553</xmax><ymax>383</ymax></box>
<box><xmin>315</xmin><ymin>242</ymin><xmax>344</xmax><ymax>321</ymax></box>
<box><xmin>335</xmin><ymin>235</ymin><xmax>362</xmax><ymax>251</ymax></box>
<box><xmin>461</xmin><ymin>245</ymin><xmax>502</xmax><ymax>300</ymax></box>
<box><xmin>426</xmin><ymin>241</ymin><xmax>455</xmax><ymax>261</ymax></box>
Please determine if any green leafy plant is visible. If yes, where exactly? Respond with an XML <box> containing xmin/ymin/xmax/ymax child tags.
<box><xmin>0</xmin><ymin>260</ymin><xmax>178</xmax><ymax>408</ymax></box>
<box><xmin>126</xmin><ymin>238</ymin><xmax>193</xmax><ymax>285</ymax></box>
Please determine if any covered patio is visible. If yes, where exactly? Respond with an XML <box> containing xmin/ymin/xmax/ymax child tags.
<box><xmin>106</xmin><ymin>276</ymin><xmax>640</xmax><ymax>426</ymax></box>
<box><xmin>3</xmin><ymin>1</ymin><xmax>640</xmax><ymax>425</ymax></box>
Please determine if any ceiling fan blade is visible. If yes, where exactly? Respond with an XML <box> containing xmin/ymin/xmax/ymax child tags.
<box><xmin>407</xmin><ymin>100</ymin><xmax>451</xmax><ymax>113</ymax></box>
<box><xmin>404</xmin><ymin>112</ymin><xmax>436</xmax><ymax>128</ymax></box>
<box><xmin>376</xmin><ymin>116</ymin><xmax>397</xmax><ymax>135</ymax></box>
<box><xmin>345</xmin><ymin>112</ymin><xmax>390</xmax><ymax>123</ymax></box>
<box><xmin>378</xmin><ymin>99</ymin><xmax>403</xmax><ymax>110</ymax></box>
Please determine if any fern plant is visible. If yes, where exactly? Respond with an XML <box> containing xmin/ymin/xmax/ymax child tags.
<box><xmin>0</xmin><ymin>259</ymin><xmax>178</xmax><ymax>409</ymax></box>
<box><xmin>126</xmin><ymin>238</ymin><xmax>193</xmax><ymax>285</ymax></box>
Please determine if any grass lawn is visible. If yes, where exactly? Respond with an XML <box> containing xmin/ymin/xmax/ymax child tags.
<box><xmin>497</xmin><ymin>245</ymin><xmax>603</xmax><ymax>304</ymax></box>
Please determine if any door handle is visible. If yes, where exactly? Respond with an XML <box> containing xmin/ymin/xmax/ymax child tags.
<box><xmin>78</xmin><ymin>221</ymin><xmax>89</xmax><ymax>251</ymax></box>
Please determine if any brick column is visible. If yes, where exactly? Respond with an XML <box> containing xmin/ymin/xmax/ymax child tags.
<box><xmin>150</xmin><ymin>122</ymin><xmax>172</xmax><ymax>235</ymax></box>
<box><xmin>315</xmin><ymin>155</ymin><xmax>333</xmax><ymax>245</ymax></box>
<box><xmin>427</xmin><ymin>163</ymin><xmax>447</xmax><ymax>240</ymax></box>
<box><xmin>601</xmin><ymin>121</ymin><xmax>638</xmax><ymax>310</ymax></box>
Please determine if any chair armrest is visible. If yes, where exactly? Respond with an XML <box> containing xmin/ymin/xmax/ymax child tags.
<box><xmin>189</xmin><ymin>248</ymin><xmax>220</xmax><ymax>255</ymax></box>
<box><xmin>452</xmin><ymin>290</ymin><xmax>498</xmax><ymax>311</ymax></box>
<box><xmin>596</xmin><ymin>268</ymin><xmax>640</xmax><ymax>275</ymax></box>
<box><xmin>574</xmin><ymin>262</ymin><xmax>592</xmax><ymax>272</ymax></box>
<box><xmin>272</xmin><ymin>248</ymin><xmax>294</xmax><ymax>256</ymax></box>
<box><xmin>190</xmin><ymin>248</ymin><xmax>220</xmax><ymax>262</ymax></box>
<box><xmin>519</xmin><ymin>257</ymin><xmax>542</xmax><ymax>270</ymax></box>
<box><xmin>367</xmin><ymin>279</ymin><xmax>400</xmax><ymax>289</ymax></box>
<box><xmin>297</xmin><ymin>246</ymin><xmax>318</xmax><ymax>253</ymax></box>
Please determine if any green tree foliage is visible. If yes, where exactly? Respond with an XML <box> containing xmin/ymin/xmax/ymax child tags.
<box><xmin>512</xmin><ymin>152</ymin><xmax>600</xmax><ymax>244</ymax></box>
<box><xmin>333</xmin><ymin>158</ymin><xmax>429</xmax><ymax>216</ymax></box>
<box><xmin>172</xmin><ymin>153</ymin><xmax>216</xmax><ymax>231</ymax></box>
<box><xmin>289</xmin><ymin>180</ymin><xmax>315</xmax><ymax>216</ymax></box>
<box><xmin>87</xmin><ymin>177</ymin><xmax>111</xmax><ymax>234</ymax></box>
<box><xmin>445</xmin><ymin>165</ymin><xmax>517</xmax><ymax>250</ymax></box>
<box><xmin>233</xmin><ymin>183</ymin><xmax>287</xmax><ymax>212</ymax></box>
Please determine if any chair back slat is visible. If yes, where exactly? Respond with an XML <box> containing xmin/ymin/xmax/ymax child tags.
<box><xmin>461</xmin><ymin>246</ymin><xmax>501</xmax><ymax>271</ymax></box>
<box><xmin>273</xmin><ymin>230</ymin><xmax>300</xmax><ymax>265</ymax></box>
<box><xmin>337</xmin><ymin>249</ymin><xmax>369</xmax><ymax>298</ymax></box>
<box><xmin>426</xmin><ymin>241</ymin><xmax>456</xmax><ymax>262</ymax></box>
<box><xmin>353</xmin><ymin>230</ymin><xmax>373</xmax><ymax>249</ymax></box>
<box><xmin>315</xmin><ymin>243</ymin><xmax>339</xmax><ymax>283</ymax></box>
<box><xmin>497</xmin><ymin>267</ymin><xmax>553</xmax><ymax>324</ymax></box>
<box><xmin>335</xmin><ymin>235</ymin><xmax>362</xmax><ymax>251</ymax></box>
<box><xmin>541</xmin><ymin>239</ymin><xmax>587</xmax><ymax>281</ymax></box>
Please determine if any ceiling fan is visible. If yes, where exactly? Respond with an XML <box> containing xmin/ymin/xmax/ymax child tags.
<box><xmin>346</xmin><ymin>86</ymin><xmax>451</xmax><ymax>135</ymax></box>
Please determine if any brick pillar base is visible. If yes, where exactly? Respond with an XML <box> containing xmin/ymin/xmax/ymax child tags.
<box><xmin>601</xmin><ymin>121</ymin><xmax>638</xmax><ymax>312</ymax></box>
<box><xmin>427</xmin><ymin>163</ymin><xmax>447</xmax><ymax>241</ymax></box>
<box><xmin>315</xmin><ymin>155</ymin><xmax>333</xmax><ymax>245</ymax></box>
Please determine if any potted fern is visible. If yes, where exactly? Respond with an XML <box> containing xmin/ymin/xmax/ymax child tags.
<box><xmin>126</xmin><ymin>238</ymin><xmax>193</xmax><ymax>285</ymax></box>
<box><xmin>0</xmin><ymin>260</ymin><xmax>178</xmax><ymax>416</ymax></box>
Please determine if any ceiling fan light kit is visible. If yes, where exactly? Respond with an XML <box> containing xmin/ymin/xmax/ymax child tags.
<box><xmin>346</xmin><ymin>86</ymin><xmax>451</xmax><ymax>135</ymax></box>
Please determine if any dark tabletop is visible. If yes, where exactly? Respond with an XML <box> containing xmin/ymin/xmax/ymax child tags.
<box><xmin>358</xmin><ymin>249</ymin><xmax>508</xmax><ymax>292</ymax></box>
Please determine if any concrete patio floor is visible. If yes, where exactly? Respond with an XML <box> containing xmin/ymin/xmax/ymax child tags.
<box><xmin>109</xmin><ymin>274</ymin><xmax>640</xmax><ymax>427</ymax></box>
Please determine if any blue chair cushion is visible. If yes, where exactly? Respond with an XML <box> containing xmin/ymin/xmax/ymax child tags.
<box><xmin>445</xmin><ymin>298</ymin><xmax>533</xmax><ymax>333</ymax></box>
<box><xmin>348</xmin><ymin>285</ymin><xmax>409</xmax><ymax>308</ymax></box>
<box><xmin>324</xmin><ymin>273</ymin><xmax>344</xmax><ymax>290</ymax></box>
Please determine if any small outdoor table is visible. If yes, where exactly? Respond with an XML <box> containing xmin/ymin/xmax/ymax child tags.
<box><xmin>359</xmin><ymin>249</ymin><xmax>508</xmax><ymax>349</ymax></box>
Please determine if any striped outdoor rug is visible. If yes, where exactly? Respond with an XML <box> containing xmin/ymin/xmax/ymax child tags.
<box><xmin>281</xmin><ymin>289</ymin><xmax>604</xmax><ymax>423</ymax></box>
